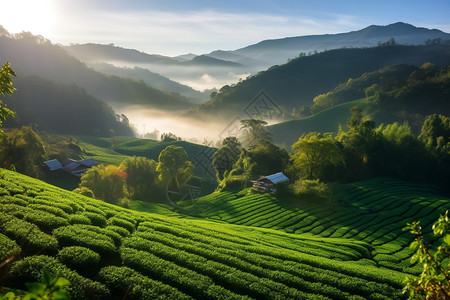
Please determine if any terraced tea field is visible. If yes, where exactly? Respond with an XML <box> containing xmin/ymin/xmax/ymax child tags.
<box><xmin>185</xmin><ymin>178</ymin><xmax>450</xmax><ymax>274</ymax></box>
<box><xmin>0</xmin><ymin>169</ymin><xmax>445</xmax><ymax>299</ymax></box>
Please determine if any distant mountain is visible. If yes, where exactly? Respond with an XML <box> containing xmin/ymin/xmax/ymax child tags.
<box><xmin>214</xmin><ymin>22</ymin><xmax>450</xmax><ymax>68</ymax></box>
<box><xmin>65</xmin><ymin>43</ymin><xmax>176</xmax><ymax>64</ymax></box>
<box><xmin>188</xmin><ymin>44</ymin><xmax>450</xmax><ymax>121</ymax></box>
<box><xmin>0</xmin><ymin>31</ymin><xmax>193</xmax><ymax>111</ymax></box>
<box><xmin>88</xmin><ymin>63</ymin><xmax>210</xmax><ymax>103</ymax></box>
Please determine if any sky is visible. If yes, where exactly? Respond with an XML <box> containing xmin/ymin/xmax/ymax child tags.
<box><xmin>1</xmin><ymin>0</ymin><xmax>450</xmax><ymax>56</ymax></box>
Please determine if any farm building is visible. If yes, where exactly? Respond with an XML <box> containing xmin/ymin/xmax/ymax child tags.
<box><xmin>42</xmin><ymin>158</ymin><xmax>98</xmax><ymax>177</ymax></box>
<box><xmin>252</xmin><ymin>172</ymin><xmax>289</xmax><ymax>193</ymax></box>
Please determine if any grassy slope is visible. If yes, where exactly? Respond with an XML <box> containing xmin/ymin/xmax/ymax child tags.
<box><xmin>0</xmin><ymin>169</ymin><xmax>410</xmax><ymax>299</ymax></box>
<box><xmin>184</xmin><ymin>177</ymin><xmax>450</xmax><ymax>275</ymax></box>
<box><xmin>268</xmin><ymin>98</ymin><xmax>369</xmax><ymax>147</ymax></box>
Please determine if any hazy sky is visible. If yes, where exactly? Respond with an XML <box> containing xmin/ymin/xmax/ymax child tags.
<box><xmin>1</xmin><ymin>0</ymin><xmax>449</xmax><ymax>56</ymax></box>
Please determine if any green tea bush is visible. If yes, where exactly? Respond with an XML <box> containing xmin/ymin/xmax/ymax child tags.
<box><xmin>0</xmin><ymin>233</ymin><xmax>21</xmax><ymax>261</ymax></box>
<box><xmin>0</xmin><ymin>195</ymin><xmax>27</xmax><ymax>206</ymax></box>
<box><xmin>82</xmin><ymin>212</ymin><xmax>106</xmax><ymax>227</ymax></box>
<box><xmin>57</xmin><ymin>246</ymin><xmax>101</xmax><ymax>271</ymax></box>
<box><xmin>107</xmin><ymin>217</ymin><xmax>135</xmax><ymax>233</ymax></box>
<box><xmin>28</xmin><ymin>204</ymin><xmax>69</xmax><ymax>219</ymax></box>
<box><xmin>22</xmin><ymin>209</ymin><xmax>69</xmax><ymax>232</ymax></box>
<box><xmin>105</xmin><ymin>225</ymin><xmax>130</xmax><ymax>238</ymax></box>
<box><xmin>53</xmin><ymin>225</ymin><xmax>116</xmax><ymax>256</ymax></box>
<box><xmin>2</xmin><ymin>218</ymin><xmax>58</xmax><ymax>255</ymax></box>
<box><xmin>10</xmin><ymin>255</ymin><xmax>109</xmax><ymax>300</ymax></box>
<box><xmin>29</xmin><ymin>198</ymin><xmax>74</xmax><ymax>214</ymax></box>
<box><xmin>98</xmin><ymin>266</ymin><xmax>191</xmax><ymax>300</ymax></box>
<box><xmin>0</xmin><ymin>186</ymin><xmax>10</xmax><ymax>196</ymax></box>
<box><xmin>68</xmin><ymin>214</ymin><xmax>92</xmax><ymax>225</ymax></box>
<box><xmin>83</xmin><ymin>205</ymin><xmax>106</xmax><ymax>216</ymax></box>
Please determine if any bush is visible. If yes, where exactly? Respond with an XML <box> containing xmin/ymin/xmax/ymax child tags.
<box><xmin>292</xmin><ymin>179</ymin><xmax>332</xmax><ymax>202</ymax></box>
<box><xmin>105</xmin><ymin>225</ymin><xmax>130</xmax><ymax>238</ymax></box>
<box><xmin>82</xmin><ymin>212</ymin><xmax>106</xmax><ymax>227</ymax></box>
<box><xmin>53</xmin><ymin>225</ymin><xmax>116</xmax><ymax>256</ymax></box>
<box><xmin>57</xmin><ymin>246</ymin><xmax>101</xmax><ymax>271</ymax></box>
<box><xmin>9</xmin><ymin>255</ymin><xmax>109</xmax><ymax>300</ymax></box>
<box><xmin>107</xmin><ymin>217</ymin><xmax>135</xmax><ymax>233</ymax></box>
<box><xmin>68</xmin><ymin>214</ymin><xmax>92</xmax><ymax>225</ymax></box>
<box><xmin>27</xmin><ymin>204</ymin><xmax>69</xmax><ymax>219</ymax></box>
<box><xmin>2</xmin><ymin>218</ymin><xmax>58</xmax><ymax>255</ymax></box>
<box><xmin>0</xmin><ymin>233</ymin><xmax>21</xmax><ymax>261</ymax></box>
<box><xmin>73</xmin><ymin>187</ymin><xmax>95</xmax><ymax>198</ymax></box>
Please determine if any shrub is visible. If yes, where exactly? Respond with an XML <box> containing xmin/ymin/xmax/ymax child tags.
<box><xmin>105</xmin><ymin>225</ymin><xmax>130</xmax><ymax>238</ymax></box>
<box><xmin>292</xmin><ymin>179</ymin><xmax>332</xmax><ymax>202</ymax></box>
<box><xmin>27</xmin><ymin>204</ymin><xmax>69</xmax><ymax>219</ymax></box>
<box><xmin>73</xmin><ymin>187</ymin><xmax>95</xmax><ymax>198</ymax></box>
<box><xmin>82</xmin><ymin>212</ymin><xmax>106</xmax><ymax>227</ymax></box>
<box><xmin>53</xmin><ymin>225</ymin><xmax>116</xmax><ymax>256</ymax></box>
<box><xmin>0</xmin><ymin>195</ymin><xmax>27</xmax><ymax>206</ymax></box>
<box><xmin>68</xmin><ymin>214</ymin><xmax>92</xmax><ymax>225</ymax></box>
<box><xmin>9</xmin><ymin>255</ymin><xmax>109</xmax><ymax>300</ymax></box>
<box><xmin>2</xmin><ymin>218</ymin><xmax>58</xmax><ymax>255</ymax></box>
<box><xmin>0</xmin><ymin>233</ymin><xmax>21</xmax><ymax>261</ymax></box>
<box><xmin>98</xmin><ymin>266</ymin><xmax>190</xmax><ymax>300</ymax></box>
<box><xmin>107</xmin><ymin>217</ymin><xmax>135</xmax><ymax>233</ymax></box>
<box><xmin>57</xmin><ymin>246</ymin><xmax>101</xmax><ymax>271</ymax></box>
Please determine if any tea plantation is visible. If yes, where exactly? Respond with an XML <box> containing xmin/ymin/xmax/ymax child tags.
<box><xmin>1</xmin><ymin>169</ymin><xmax>447</xmax><ymax>299</ymax></box>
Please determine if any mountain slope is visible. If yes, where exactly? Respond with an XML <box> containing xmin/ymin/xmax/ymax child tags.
<box><xmin>0</xmin><ymin>32</ymin><xmax>193</xmax><ymax>111</ymax></box>
<box><xmin>228</xmin><ymin>22</ymin><xmax>450</xmax><ymax>67</ymax></box>
<box><xmin>189</xmin><ymin>44</ymin><xmax>450</xmax><ymax>121</ymax></box>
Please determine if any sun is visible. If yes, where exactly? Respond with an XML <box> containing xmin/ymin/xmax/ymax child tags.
<box><xmin>0</xmin><ymin>0</ymin><xmax>56</xmax><ymax>35</ymax></box>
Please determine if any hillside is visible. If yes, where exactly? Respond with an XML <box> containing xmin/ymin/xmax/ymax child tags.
<box><xmin>188</xmin><ymin>44</ymin><xmax>450</xmax><ymax>122</ymax></box>
<box><xmin>268</xmin><ymin>99</ymin><xmax>369</xmax><ymax>147</ymax></box>
<box><xmin>0</xmin><ymin>31</ymin><xmax>193</xmax><ymax>111</ymax></box>
<box><xmin>0</xmin><ymin>169</ymin><xmax>423</xmax><ymax>299</ymax></box>
<box><xmin>4</xmin><ymin>76</ymin><xmax>135</xmax><ymax>137</ymax></box>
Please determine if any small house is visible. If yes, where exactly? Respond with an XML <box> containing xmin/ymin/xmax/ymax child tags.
<box><xmin>42</xmin><ymin>158</ymin><xmax>98</xmax><ymax>177</ymax></box>
<box><xmin>252</xmin><ymin>172</ymin><xmax>289</xmax><ymax>193</ymax></box>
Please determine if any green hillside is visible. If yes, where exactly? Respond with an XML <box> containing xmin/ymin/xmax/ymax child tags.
<box><xmin>0</xmin><ymin>169</ymin><xmax>421</xmax><ymax>299</ymax></box>
<box><xmin>183</xmin><ymin>177</ymin><xmax>450</xmax><ymax>274</ymax></box>
<box><xmin>268</xmin><ymin>98</ymin><xmax>369</xmax><ymax>146</ymax></box>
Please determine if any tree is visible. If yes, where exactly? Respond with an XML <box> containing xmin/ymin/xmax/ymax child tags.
<box><xmin>0</xmin><ymin>126</ymin><xmax>47</xmax><ymax>176</ymax></box>
<box><xmin>239</xmin><ymin>119</ymin><xmax>272</xmax><ymax>148</ymax></box>
<box><xmin>419</xmin><ymin>114</ymin><xmax>450</xmax><ymax>151</ymax></box>
<box><xmin>212</xmin><ymin>137</ymin><xmax>241</xmax><ymax>180</ymax></box>
<box><xmin>403</xmin><ymin>211</ymin><xmax>450</xmax><ymax>298</ymax></box>
<box><xmin>120</xmin><ymin>156</ymin><xmax>158</xmax><ymax>200</ymax></box>
<box><xmin>291</xmin><ymin>132</ymin><xmax>344</xmax><ymax>181</ymax></box>
<box><xmin>157</xmin><ymin>145</ymin><xmax>193</xmax><ymax>183</ymax></box>
<box><xmin>0</xmin><ymin>62</ymin><xmax>16</xmax><ymax>133</ymax></box>
<box><xmin>79</xmin><ymin>164</ymin><xmax>127</xmax><ymax>201</ymax></box>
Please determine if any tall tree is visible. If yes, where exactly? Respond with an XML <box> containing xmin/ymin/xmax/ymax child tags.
<box><xmin>120</xmin><ymin>156</ymin><xmax>158</xmax><ymax>200</ymax></box>
<box><xmin>291</xmin><ymin>132</ymin><xmax>344</xmax><ymax>181</ymax></box>
<box><xmin>80</xmin><ymin>164</ymin><xmax>127</xmax><ymax>201</ymax></box>
<box><xmin>213</xmin><ymin>137</ymin><xmax>242</xmax><ymax>180</ymax></box>
<box><xmin>0</xmin><ymin>62</ymin><xmax>16</xmax><ymax>133</ymax></box>
<box><xmin>156</xmin><ymin>145</ymin><xmax>193</xmax><ymax>183</ymax></box>
<box><xmin>239</xmin><ymin>119</ymin><xmax>272</xmax><ymax>148</ymax></box>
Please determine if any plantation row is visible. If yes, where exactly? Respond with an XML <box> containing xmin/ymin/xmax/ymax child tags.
<box><xmin>189</xmin><ymin>177</ymin><xmax>450</xmax><ymax>274</ymax></box>
<box><xmin>0</xmin><ymin>169</ymin><xmax>408</xmax><ymax>299</ymax></box>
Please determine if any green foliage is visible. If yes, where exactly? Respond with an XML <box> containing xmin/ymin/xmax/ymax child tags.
<box><xmin>120</xmin><ymin>156</ymin><xmax>158</xmax><ymax>200</ymax></box>
<box><xmin>1</xmin><ymin>269</ymin><xmax>70</xmax><ymax>300</ymax></box>
<box><xmin>292</xmin><ymin>179</ymin><xmax>332</xmax><ymax>201</ymax></box>
<box><xmin>0</xmin><ymin>233</ymin><xmax>20</xmax><ymax>262</ymax></box>
<box><xmin>212</xmin><ymin>137</ymin><xmax>241</xmax><ymax>181</ymax></box>
<box><xmin>9</xmin><ymin>255</ymin><xmax>109</xmax><ymax>300</ymax></box>
<box><xmin>239</xmin><ymin>119</ymin><xmax>272</xmax><ymax>148</ymax></box>
<box><xmin>72</xmin><ymin>187</ymin><xmax>94</xmax><ymax>198</ymax></box>
<box><xmin>67</xmin><ymin>214</ymin><xmax>92</xmax><ymax>225</ymax></box>
<box><xmin>107</xmin><ymin>217</ymin><xmax>135</xmax><ymax>234</ymax></box>
<box><xmin>53</xmin><ymin>225</ymin><xmax>117</xmax><ymax>257</ymax></box>
<box><xmin>0</xmin><ymin>126</ymin><xmax>47</xmax><ymax>176</ymax></box>
<box><xmin>403</xmin><ymin>211</ymin><xmax>450</xmax><ymax>298</ymax></box>
<box><xmin>419</xmin><ymin>114</ymin><xmax>450</xmax><ymax>152</ymax></box>
<box><xmin>0</xmin><ymin>62</ymin><xmax>16</xmax><ymax>134</ymax></box>
<box><xmin>79</xmin><ymin>164</ymin><xmax>127</xmax><ymax>201</ymax></box>
<box><xmin>156</xmin><ymin>145</ymin><xmax>193</xmax><ymax>183</ymax></box>
<box><xmin>57</xmin><ymin>246</ymin><xmax>101</xmax><ymax>271</ymax></box>
<box><xmin>290</xmin><ymin>132</ymin><xmax>344</xmax><ymax>181</ymax></box>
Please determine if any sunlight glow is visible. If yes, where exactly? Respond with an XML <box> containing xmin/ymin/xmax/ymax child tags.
<box><xmin>0</xmin><ymin>0</ymin><xmax>56</xmax><ymax>35</ymax></box>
